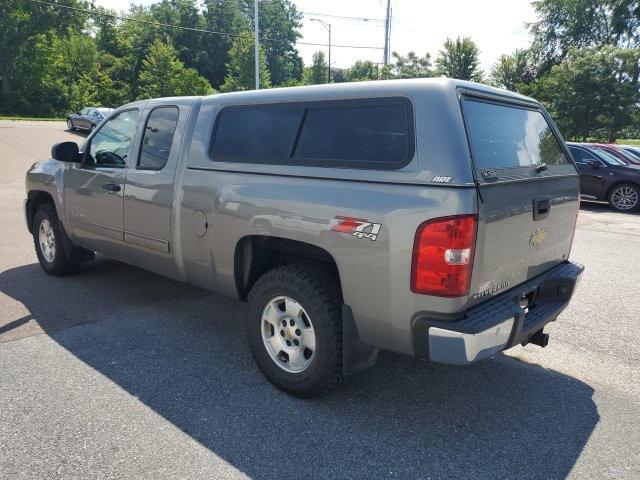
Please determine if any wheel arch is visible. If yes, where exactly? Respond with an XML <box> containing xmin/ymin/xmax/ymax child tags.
<box><xmin>26</xmin><ymin>190</ymin><xmax>56</xmax><ymax>233</ymax></box>
<box><xmin>606</xmin><ymin>180</ymin><xmax>640</xmax><ymax>200</ymax></box>
<box><xmin>233</xmin><ymin>235</ymin><xmax>342</xmax><ymax>303</ymax></box>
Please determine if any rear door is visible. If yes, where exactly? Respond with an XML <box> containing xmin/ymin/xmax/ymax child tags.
<box><xmin>123</xmin><ymin>104</ymin><xmax>185</xmax><ymax>278</ymax></box>
<box><xmin>460</xmin><ymin>94</ymin><xmax>580</xmax><ymax>304</ymax></box>
<box><xmin>568</xmin><ymin>146</ymin><xmax>607</xmax><ymax>198</ymax></box>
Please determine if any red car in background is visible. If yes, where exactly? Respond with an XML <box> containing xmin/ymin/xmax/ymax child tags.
<box><xmin>618</xmin><ymin>145</ymin><xmax>640</xmax><ymax>163</ymax></box>
<box><xmin>586</xmin><ymin>143</ymin><xmax>640</xmax><ymax>165</ymax></box>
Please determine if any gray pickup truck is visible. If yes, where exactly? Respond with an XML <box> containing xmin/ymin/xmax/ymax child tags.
<box><xmin>25</xmin><ymin>79</ymin><xmax>584</xmax><ymax>397</ymax></box>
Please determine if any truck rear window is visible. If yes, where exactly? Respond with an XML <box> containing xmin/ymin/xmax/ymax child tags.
<box><xmin>462</xmin><ymin>98</ymin><xmax>571</xmax><ymax>180</ymax></box>
<box><xmin>210</xmin><ymin>97</ymin><xmax>414</xmax><ymax>170</ymax></box>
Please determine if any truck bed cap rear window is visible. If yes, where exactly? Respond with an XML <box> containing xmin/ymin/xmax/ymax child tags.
<box><xmin>462</xmin><ymin>98</ymin><xmax>573</xmax><ymax>181</ymax></box>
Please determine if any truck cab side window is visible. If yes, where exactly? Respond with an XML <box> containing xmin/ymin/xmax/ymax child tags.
<box><xmin>138</xmin><ymin>107</ymin><xmax>180</xmax><ymax>170</ymax></box>
<box><xmin>85</xmin><ymin>109</ymin><xmax>139</xmax><ymax>168</ymax></box>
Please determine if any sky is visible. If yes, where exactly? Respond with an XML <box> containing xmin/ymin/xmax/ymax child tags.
<box><xmin>94</xmin><ymin>0</ymin><xmax>538</xmax><ymax>73</ymax></box>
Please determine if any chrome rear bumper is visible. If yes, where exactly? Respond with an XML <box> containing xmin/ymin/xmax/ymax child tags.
<box><xmin>428</xmin><ymin>318</ymin><xmax>514</xmax><ymax>365</ymax></box>
<box><xmin>414</xmin><ymin>261</ymin><xmax>584</xmax><ymax>365</ymax></box>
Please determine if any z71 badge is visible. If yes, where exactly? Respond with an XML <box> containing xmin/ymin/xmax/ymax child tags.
<box><xmin>331</xmin><ymin>216</ymin><xmax>382</xmax><ymax>241</ymax></box>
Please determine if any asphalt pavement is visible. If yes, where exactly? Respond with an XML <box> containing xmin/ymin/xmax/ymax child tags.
<box><xmin>1</xmin><ymin>120</ymin><xmax>639</xmax><ymax>479</ymax></box>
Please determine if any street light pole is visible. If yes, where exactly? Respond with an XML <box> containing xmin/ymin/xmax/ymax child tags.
<box><xmin>383</xmin><ymin>0</ymin><xmax>391</xmax><ymax>65</ymax></box>
<box><xmin>310</xmin><ymin>18</ymin><xmax>332</xmax><ymax>83</ymax></box>
<box><xmin>254</xmin><ymin>0</ymin><xmax>259</xmax><ymax>89</ymax></box>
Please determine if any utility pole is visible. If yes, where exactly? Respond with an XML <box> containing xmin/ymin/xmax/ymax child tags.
<box><xmin>310</xmin><ymin>18</ymin><xmax>332</xmax><ymax>83</ymax></box>
<box><xmin>383</xmin><ymin>0</ymin><xmax>391</xmax><ymax>65</ymax></box>
<box><xmin>254</xmin><ymin>0</ymin><xmax>259</xmax><ymax>89</ymax></box>
<box><xmin>327</xmin><ymin>23</ymin><xmax>332</xmax><ymax>83</ymax></box>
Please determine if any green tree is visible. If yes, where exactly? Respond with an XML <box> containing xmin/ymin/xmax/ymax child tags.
<box><xmin>380</xmin><ymin>51</ymin><xmax>433</xmax><ymax>79</ymax></box>
<box><xmin>343</xmin><ymin>60</ymin><xmax>379</xmax><ymax>82</ymax></box>
<box><xmin>138</xmin><ymin>39</ymin><xmax>214</xmax><ymax>99</ymax></box>
<box><xmin>490</xmin><ymin>49</ymin><xmax>534</xmax><ymax>92</ymax></box>
<box><xmin>200</xmin><ymin>0</ymin><xmax>248</xmax><ymax>89</ymax></box>
<box><xmin>0</xmin><ymin>0</ymin><xmax>88</xmax><ymax>110</ymax></box>
<box><xmin>244</xmin><ymin>0</ymin><xmax>303</xmax><ymax>86</ymax></box>
<box><xmin>530</xmin><ymin>0</ymin><xmax>640</xmax><ymax>71</ymax></box>
<box><xmin>57</xmin><ymin>34</ymin><xmax>99</xmax><ymax>110</ymax></box>
<box><xmin>302</xmin><ymin>51</ymin><xmax>328</xmax><ymax>85</ymax></box>
<box><xmin>93</xmin><ymin>53</ymin><xmax>132</xmax><ymax>108</ymax></box>
<box><xmin>532</xmin><ymin>46</ymin><xmax>640</xmax><ymax>141</ymax></box>
<box><xmin>7</xmin><ymin>33</ymin><xmax>64</xmax><ymax>116</ymax></box>
<box><xmin>435</xmin><ymin>37</ymin><xmax>483</xmax><ymax>81</ymax></box>
<box><xmin>220</xmin><ymin>31</ymin><xmax>271</xmax><ymax>92</ymax></box>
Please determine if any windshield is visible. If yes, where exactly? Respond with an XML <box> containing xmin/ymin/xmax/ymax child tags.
<box><xmin>591</xmin><ymin>148</ymin><xmax>628</xmax><ymax>166</ymax></box>
<box><xmin>97</xmin><ymin>108</ymin><xmax>112</xmax><ymax>114</ymax></box>
<box><xmin>622</xmin><ymin>147</ymin><xmax>640</xmax><ymax>161</ymax></box>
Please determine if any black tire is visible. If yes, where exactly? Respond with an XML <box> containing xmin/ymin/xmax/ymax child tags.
<box><xmin>67</xmin><ymin>119</ymin><xmax>75</xmax><ymax>131</ymax></box>
<box><xmin>608</xmin><ymin>183</ymin><xmax>640</xmax><ymax>212</ymax></box>
<box><xmin>89</xmin><ymin>123</ymin><xmax>95</xmax><ymax>133</ymax></box>
<box><xmin>32</xmin><ymin>203</ymin><xmax>80</xmax><ymax>275</ymax></box>
<box><xmin>247</xmin><ymin>264</ymin><xmax>343</xmax><ymax>398</ymax></box>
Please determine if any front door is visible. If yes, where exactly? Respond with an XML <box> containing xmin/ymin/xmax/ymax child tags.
<box><xmin>64</xmin><ymin>109</ymin><xmax>140</xmax><ymax>261</ymax></box>
<box><xmin>568</xmin><ymin>146</ymin><xmax>607</xmax><ymax>198</ymax></box>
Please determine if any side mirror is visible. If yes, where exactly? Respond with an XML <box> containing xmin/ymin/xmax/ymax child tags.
<box><xmin>51</xmin><ymin>141</ymin><xmax>80</xmax><ymax>163</ymax></box>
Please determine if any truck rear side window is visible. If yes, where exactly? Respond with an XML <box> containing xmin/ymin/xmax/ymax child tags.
<box><xmin>462</xmin><ymin>99</ymin><xmax>571</xmax><ymax>180</ymax></box>
<box><xmin>138</xmin><ymin>106</ymin><xmax>179</xmax><ymax>170</ymax></box>
<box><xmin>210</xmin><ymin>97</ymin><xmax>413</xmax><ymax>170</ymax></box>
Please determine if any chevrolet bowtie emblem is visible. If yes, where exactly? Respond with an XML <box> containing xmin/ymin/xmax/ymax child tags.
<box><xmin>530</xmin><ymin>228</ymin><xmax>547</xmax><ymax>246</ymax></box>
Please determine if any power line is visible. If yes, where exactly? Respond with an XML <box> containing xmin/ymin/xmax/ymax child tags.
<box><xmin>146</xmin><ymin>0</ymin><xmax>385</xmax><ymax>23</ymax></box>
<box><xmin>28</xmin><ymin>0</ymin><xmax>383</xmax><ymax>50</ymax></box>
<box><xmin>300</xmin><ymin>11</ymin><xmax>385</xmax><ymax>23</ymax></box>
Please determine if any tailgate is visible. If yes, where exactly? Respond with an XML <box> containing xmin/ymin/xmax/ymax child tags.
<box><xmin>460</xmin><ymin>94</ymin><xmax>580</xmax><ymax>305</ymax></box>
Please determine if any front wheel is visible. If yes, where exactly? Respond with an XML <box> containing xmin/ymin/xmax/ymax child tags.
<box><xmin>67</xmin><ymin>119</ymin><xmax>75</xmax><ymax>131</ymax></box>
<box><xmin>609</xmin><ymin>183</ymin><xmax>640</xmax><ymax>212</ymax></box>
<box><xmin>32</xmin><ymin>204</ymin><xmax>80</xmax><ymax>275</ymax></box>
<box><xmin>247</xmin><ymin>264</ymin><xmax>343</xmax><ymax>398</ymax></box>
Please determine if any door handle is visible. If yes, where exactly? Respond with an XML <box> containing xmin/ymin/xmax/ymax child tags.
<box><xmin>102</xmin><ymin>183</ymin><xmax>121</xmax><ymax>193</ymax></box>
<box><xmin>532</xmin><ymin>197</ymin><xmax>550</xmax><ymax>221</ymax></box>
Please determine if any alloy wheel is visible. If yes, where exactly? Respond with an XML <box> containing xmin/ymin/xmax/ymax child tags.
<box><xmin>38</xmin><ymin>219</ymin><xmax>56</xmax><ymax>263</ymax></box>
<box><xmin>611</xmin><ymin>185</ymin><xmax>639</xmax><ymax>211</ymax></box>
<box><xmin>261</xmin><ymin>296</ymin><xmax>316</xmax><ymax>373</ymax></box>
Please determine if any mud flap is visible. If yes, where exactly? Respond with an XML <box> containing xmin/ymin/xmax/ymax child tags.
<box><xmin>57</xmin><ymin>218</ymin><xmax>95</xmax><ymax>264</ymax></box>
<box><xmin>342</xmin><ymin>304</ymin><xmax>379</xmax><ymax>377</ymax></box>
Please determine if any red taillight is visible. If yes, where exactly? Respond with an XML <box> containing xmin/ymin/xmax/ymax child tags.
<box><xmin>411</xmin><ymin>215</ymin><xmax>477</xmax><ymax>297</ymax></box>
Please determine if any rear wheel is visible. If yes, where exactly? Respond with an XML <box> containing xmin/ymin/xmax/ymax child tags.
<box><xmin>32</xmin><ymin>204</ymin><xmax>80</xmax><ymax>275</ymax></box>
<box><xmin>67</xmin><ymin>119</ymin><xmax>75</xmax><ymax>131</ymax></box>
<box><xmin>247</xmin><ymin>264</ymin><xmax>342</xmax><ymax>397</ymax></box>
<box><xmin>609</xmin><ymin>183</ymin><xmax>640</xmax><ymax>212</ymax></box>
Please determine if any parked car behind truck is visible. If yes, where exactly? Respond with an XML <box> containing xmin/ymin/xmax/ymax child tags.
<box><xmin>67</xmin><ymin>107</ymin><xmax>114</xmax><ymax>132</ymax></box>
<box><xmin>25</xmin><ymin>79</ymin><xmax>584</xmax><ymax>397</ymax></box>
<box><xmin>568</xmin><ymin>142</ymin><xmax>640</xmax><ymax>211</ymax></box>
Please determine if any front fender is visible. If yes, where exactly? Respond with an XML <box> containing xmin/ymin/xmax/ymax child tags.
<box><xmin>25</xmin><ymin>159</ymin><xmax>68</xmax><ymax>230</ymax></box>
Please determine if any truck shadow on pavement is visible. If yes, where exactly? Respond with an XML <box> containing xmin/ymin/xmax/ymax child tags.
<box><xmin>0</xmin><ymin>258</ymin><xmax>599</xmax><ymax>479</ymax></box>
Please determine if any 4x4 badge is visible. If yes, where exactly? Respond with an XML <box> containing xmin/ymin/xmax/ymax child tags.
<box><xmin>331</xmin><ymin>216</ymin><xmax>381</xmax><ymax>241</ymax></box>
